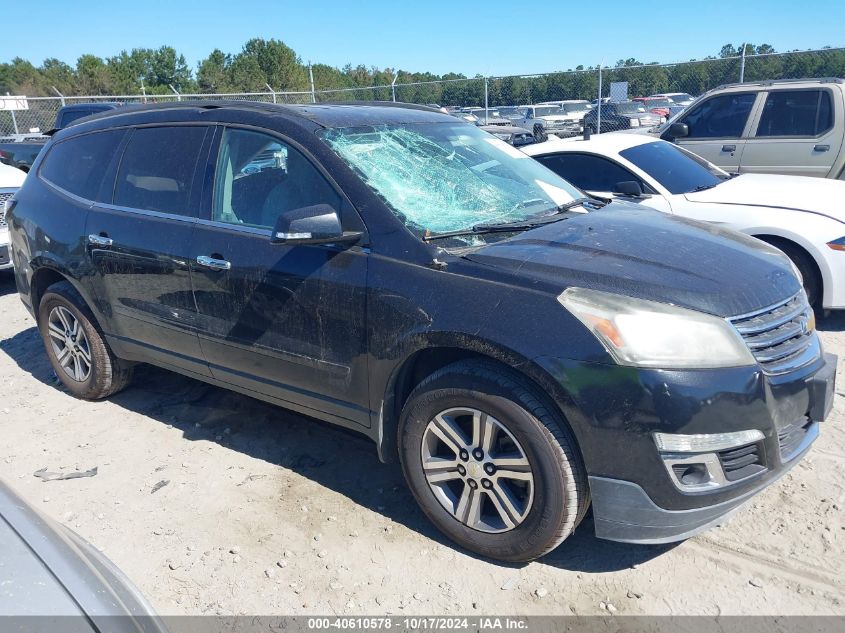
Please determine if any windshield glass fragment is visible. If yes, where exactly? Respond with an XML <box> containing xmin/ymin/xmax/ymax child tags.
<box><xmin>320</xmin><ymin>122</ymin><xmax>581</xmax><ymax>237</ymax></box>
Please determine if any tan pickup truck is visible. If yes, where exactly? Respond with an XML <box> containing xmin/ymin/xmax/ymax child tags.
<box><xmin>660</xmin><ymin>77</ymin><xmax>845</xmax><ymax>179</ymax></box>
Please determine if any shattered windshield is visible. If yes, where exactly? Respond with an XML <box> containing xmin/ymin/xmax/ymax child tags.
<box><xmin>320</xmin><ymin>122</ymin><xmax>581</xmax><ymax>236</ymax></box>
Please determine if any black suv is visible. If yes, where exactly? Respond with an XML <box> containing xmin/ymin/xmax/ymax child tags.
<box><xmin>6</xmin><ymin>101</ymin><xmax>836</xmax><ymax>562</ymax></box>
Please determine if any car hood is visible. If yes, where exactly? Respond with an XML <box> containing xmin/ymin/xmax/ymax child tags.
<box><xmin>464</xmin><ymin>204</ymin><xmax>799</xmax><ymax>317</ymax></box>
<box><xmin>685</xmin><ymin>174</ymin><xmax>845</xmax><ymax>224</ymax></box>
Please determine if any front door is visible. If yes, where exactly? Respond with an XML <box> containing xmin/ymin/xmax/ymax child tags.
<box><xmin>668</xmin><ymin>92</ymin><xmax>759</xmax><ymax>172</ymax></box>
<box><xmin>189</xmin><ymin>127</ymin><xmax>370</xmax><ymax>428</ymax></box>
<box><xmin>84</xmin><ymin>125</ymin><xmax>213</xmax><ymax>376</ymax></box>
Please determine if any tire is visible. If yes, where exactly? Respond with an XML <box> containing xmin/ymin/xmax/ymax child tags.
<box><xmin>585</xmin><ymin>124</ymin><xmax>596</xmax><ymax>135</ymax></box>
<box><xmin>398</xmin><ymin>360</ymin><xmax>589</xmax><ymax>562</ymax></box>
<box><xmin>765</xmin><ymin>239</ymin><xmax>822</xmax><ymax>308</ymax></box>
<box><xmin>533</xmin><ymin>125</ymin><xmax>548</xmax><ymax>143</ymax></box>
<box><xmin>38</xmin><ymin>281</ymin><xmax>133</xmax><ymax>399</ymax></box>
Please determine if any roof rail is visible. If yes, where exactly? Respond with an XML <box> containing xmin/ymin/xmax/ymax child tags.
<box><xmin>712</xmin><ymin>77</ymin><xmax>844</xmax><ymax>91</ymax></box>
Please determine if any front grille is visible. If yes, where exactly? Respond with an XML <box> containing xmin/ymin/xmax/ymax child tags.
<box><xmin>730</xmin><ymin>292</ymin><xmax>819</xmax><ymax>375</ymax></box>
<box><xmin>0</xmin><ymin>191</ymin><xmax>13</xmax><ymax>228</ymax></box>
<box><xmin>717</xmin><ymin>443</ymin><xmax>765</xmax><ymax>481</ymax></box>
<box><xmin>778</xmin><ymin>418</ymin><xmax>813</xmax><ymax>462</ymax></box>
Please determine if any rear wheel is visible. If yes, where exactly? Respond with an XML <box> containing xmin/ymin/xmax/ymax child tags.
<box><xmin>38</xmin><ymin>281</ymin><xmax>133</xmax><ymax>399</ymax></box>
<box><xmin>398</xmin><ymin>360</ymin><xmax>589</xmax><ymax>562</ymax></box>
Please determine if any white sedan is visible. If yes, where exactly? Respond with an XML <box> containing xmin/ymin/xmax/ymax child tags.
<box><xmin>523</xmin><ymin>133</ymin><xmax>845</xmax><ymax>311</ymax></box>
<box><xmin>0</xmin><ymin>162</ymin><xmax>26</xmax><ymax>271</ymax></box>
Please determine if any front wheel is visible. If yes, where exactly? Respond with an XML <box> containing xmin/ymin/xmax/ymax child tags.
<box><xmin>533</xmin><ymin>125</ymin><xmax>548</xmax><ymax>143</ymax></box>
<box><xmin>398</xmin><ymin>360</ymin><xmax>589</xmax><ymax>562</ymax></box>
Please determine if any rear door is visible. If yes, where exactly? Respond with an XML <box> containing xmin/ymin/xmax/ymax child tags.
<box><xmin>189</xmin><ymin>126</ymin><xmax>371</xmax><ymax>428</ymax></box>
<box><xmin>740</xmin><ymin>88</ymin><xmax>841</xmax><ymax>177</ymax></box>
<box><xmin>84</xmin><ymin>125</ymin><xmax>213</xmax><ymax>376</ymax></box>
<box><xmin>667</xmin><ymin>91</ymin><xmax>760</xmax><ymax>171</ymax></box>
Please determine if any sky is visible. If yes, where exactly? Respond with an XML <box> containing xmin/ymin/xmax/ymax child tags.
<box><xmin>2</xmin><ymin>0</ymin><xmax>844</xmax><ymax>78</ymax></box>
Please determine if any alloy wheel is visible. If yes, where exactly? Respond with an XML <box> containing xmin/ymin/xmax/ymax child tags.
<box><xmin>421</xmin><ymin>407</ymin><xmax>534</xmax><ymax>533</ymax></box>
<box><xmin>46</xmin><ymin>306</ymin><xmax>92</xmax><ymax>382</ymax></box>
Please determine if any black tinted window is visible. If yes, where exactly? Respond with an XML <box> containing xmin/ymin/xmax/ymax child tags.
<box><xmin>40</xmin><ymin>130</ymin><xmax>125</xmax><ymax>201</ymax></box>
<box><xmin>756</xmin><ymin>90</ymin><xmax>833</xmax><ymax>137</ymax></box>
<box><xmin>114</xmin><ymin>126</ymin><xmax>207</xmax><ymax>215</ymax></box>
<box><xmin>536</xmin><ymin>152</ymin><xmax>642</xmax><ymax>192</ymax></box>
<box><xmin>620</xmin><ymin>141</ymin><xmax>725</xmax><ymax>195</ymax></box>
<box><xmin>681</xmin><ymin>93</ymin><xmax>756</xmax><ymax>138</ymax></box>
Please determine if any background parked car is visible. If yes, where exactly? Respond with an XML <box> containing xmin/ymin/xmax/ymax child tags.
<box><xmin>0</xmin><ymin>162</ymin><xmax>26</xmax><ymax>271</ymax></box>
<box><xmin>525</xmin><ymin>133</ymin><xmax>845</xmax><ymax>309</ymax></box>
<box><xmin>0</xmin><ymin>478</ymin><xmax>166</xmax><ymax>630</ymax></box>
<box><xmin>479</xmin><ymin>124</ymin><xmax>536</xmax><ymax>147</ymax></box>
<box><xmin>660</xmin><ymin>77</ymin><xmax>845</xmax><ymax>178</ymax></box>
<box><xmin>518</xmin><ymin>104</ymin><xmax>582</xmax><ymax>140</ymax></box>
<box><xmin>582</xmin><ymin>101</ymin><xmax>662</xmax><ymax>133</ymax></box>
<box><xmin>0</xmin><ymin>103</ymin><xmax>122</xmax><ymax>173</ymax></box>
<box><xmin>465</xmin><ymin>108</ymin><xmax>511</xmax><ymax>126</ymax></box>
<box><xmin>632</xmin><ymin>97</ymin><xmax>672</xmax><ymax>120</ymax></box>
<box><xmin>0</xmin><ymin>134</ymin><xmax>45</xmax><ymax>173</ymax></box>
<box><xmin>650</xmin><ymin>92</ymin><xmax>696</xmax><ymax>116</ymax></box>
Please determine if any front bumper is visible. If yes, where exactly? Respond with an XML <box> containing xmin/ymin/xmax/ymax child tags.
<box><xmin>537</xmin><ymin>349</ymin><xmax>836</xmax><ymax>543</ymax></box>
<box><xmin>0</xmin><ymin>228</ymin><xmax>10</xmax><ymax>270</ymax></box>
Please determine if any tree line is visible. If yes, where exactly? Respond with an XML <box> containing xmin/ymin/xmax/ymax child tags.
<box><xmin>1</xmin><ymin>39</ymin><xmax>843</xmax><ymax>106</ymax></box>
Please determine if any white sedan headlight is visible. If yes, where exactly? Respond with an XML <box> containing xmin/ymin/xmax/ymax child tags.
<box><xmin>558</xmin><ymin>288</ymin><xmax>755</xmax><ymax>369</ymax></box>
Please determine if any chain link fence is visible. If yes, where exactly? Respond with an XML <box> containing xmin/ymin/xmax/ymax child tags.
<box><xmin>2</xmin><ymin>47</ymin><xmax>844</xmax><ymax>137</ymax></box>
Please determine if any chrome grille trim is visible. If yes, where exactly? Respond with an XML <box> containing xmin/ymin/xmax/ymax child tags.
<box><xmin>729</xmin><ymin>292</ymin><xmax>819</xmax><ymax>375</ymax></box>
<box><xmin>0</xmin><ymin>191</ymin><xmax>14</xmax><ymax>228</ymax></box>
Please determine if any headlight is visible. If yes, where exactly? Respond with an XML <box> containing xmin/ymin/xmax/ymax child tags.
<box><xmin>558</xmin><ymin>287</ymin><xmax>756</xmax><ymax>369</ymax></box>
<box><xmin>629</xmin><ymin>118</ymin><xmax>641</xmax><ymax>127</ymax></box>
<box><xmin>827</xmin><ymin>236</ymin><xmax>845</xmax><ymax>252</ymax></box>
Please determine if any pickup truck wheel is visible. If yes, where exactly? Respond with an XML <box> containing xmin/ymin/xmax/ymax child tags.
<box><xmin>398</xmin><ymin>360</ymin><xmax>588</xmax><ymax>562</ymax></box>
<box><xmin>533</xmin><ymin>125</ymin><xmax>548</xmax><ymax>142</ymax></box>
<box><xmin>38</xmin><ymin>281</ymin><xmax>133</xmax><ymax>400</ymax></box>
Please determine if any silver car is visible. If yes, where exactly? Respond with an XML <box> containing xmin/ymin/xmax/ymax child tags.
<box><xmin>0</xmin><ymin>479</ymin><xmax>166</xmax><ymax>632</ymax></box>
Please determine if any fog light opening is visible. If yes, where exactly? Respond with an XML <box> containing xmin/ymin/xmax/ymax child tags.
<box><xmin>678</xmin><ymin>463</ymin><xmax>710</xmax><ymax>486</ymax></box>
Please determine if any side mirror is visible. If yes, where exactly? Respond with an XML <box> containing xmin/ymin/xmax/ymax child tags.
<box><xmin>270</xmin><ymin>204</ymin><xmax>361</xmax><ymax>245</ymax></box>
<box><xmin>613</xmin><ymin>181</ymin><xmax>645</xmax><ymax>197</ymax></box>
<box><xmin>666</xmin><ymin>122</ymin><xmax>689</xmax><ymax>140</ymax></box>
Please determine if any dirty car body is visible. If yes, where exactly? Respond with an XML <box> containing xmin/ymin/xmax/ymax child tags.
<box><xmin>6</xmin><ymin>101</ymin><xmax>836</xmax><ymax>560</ymax></box>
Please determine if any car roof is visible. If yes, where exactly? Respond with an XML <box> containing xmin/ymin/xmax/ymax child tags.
<box><xmin>56</xmin><ymin>100</ymin><xmax>453</xmax><ymax>135</ymax></box>
<box><xmin>521</xmin><ymin>131</ymin><xmax>657</xmax><ymax>157</ymax></box>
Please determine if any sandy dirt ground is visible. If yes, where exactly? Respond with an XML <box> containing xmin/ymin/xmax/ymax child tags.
<box><xmin>0</xmin><ymin>271</ymin><xmax>843</xmax><ymax>617</ymax></box>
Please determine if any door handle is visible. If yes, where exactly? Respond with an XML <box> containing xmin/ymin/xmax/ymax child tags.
<box><xmin>721</xmin><ymin>144</ymin><xmax>736</xmax><ymax>152</ymax></box>
<box><xmin>814</xmin><ymin>144</ymin><xmax>830</xmax><ymax>152</ymax></box>
<box><xmin>196</xmin><ymin>255</ymin><xmax>231</xmax><ymax>271</ymax></box>
<box><xmin>88</xmin><ymin>234</ymin><xmax>113</xmax><ymax>247</ymax></box>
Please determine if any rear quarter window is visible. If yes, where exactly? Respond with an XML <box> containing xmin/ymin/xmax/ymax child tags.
<box><xmin>39</xmin><ymin>130</ymin><xmax>126</xmax><ymax>201</ymax></box>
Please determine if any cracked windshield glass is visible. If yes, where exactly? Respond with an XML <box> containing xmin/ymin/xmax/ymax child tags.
<box><xmin>321</xmin><ymin>122</ymin><xmax>582</xmax><ymax>240</ymax></box>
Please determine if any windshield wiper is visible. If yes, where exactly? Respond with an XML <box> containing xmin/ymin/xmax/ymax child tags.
<box><xmin>691</xmin><ymin>183</ymin><xmax>719</xmax><ymax>192</ymax></box>
<box><xmin>423</xmin><ymin>202</ymin><xmax>593</xmax><ymax>242</ymax></box>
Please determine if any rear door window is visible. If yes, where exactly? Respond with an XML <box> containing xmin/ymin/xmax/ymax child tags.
<box><xmin>755</xmin><ymin>89</ymin><xmax>833</xmax><ymax>137</ymax></box>
<box><xmin>680</xmin><ymin>93</ymin><xmax>757</xmax><ymax>138</ymax></box>
<box><xmin>39</xmin><ymin>130</ymin><xmax>126</xmax><ymax>201</ymax></box>
<box><xmin>113</xmin><ymin>126</ymin><xmax>208</xmax><ymax>216</ymax></box>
